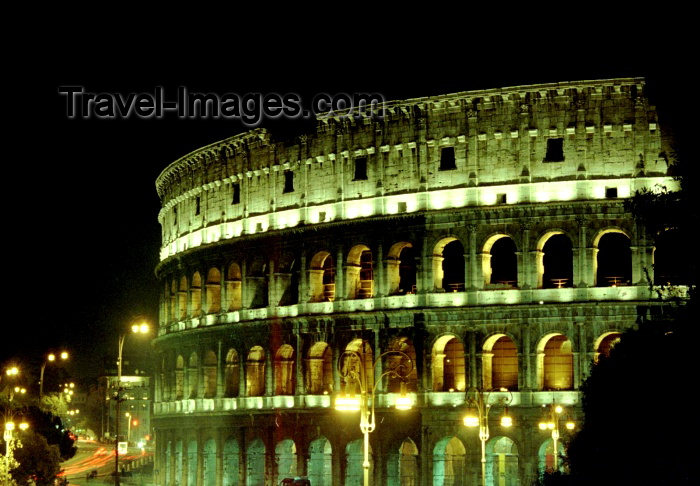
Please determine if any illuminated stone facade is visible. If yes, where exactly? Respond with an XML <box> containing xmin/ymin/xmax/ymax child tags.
<box><xmin>152</xmin><ymin>78</ymin><xmax>679</xmax><ymax>485</ymax></box>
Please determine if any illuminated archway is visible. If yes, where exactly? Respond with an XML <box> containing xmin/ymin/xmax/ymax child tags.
<box><xmin>343</xmin><ymin>339</ymin><xmax>374</xmax><ymax>392</ymax></box>
<box><xmin>275</xmin><ymin>439</ymin><xmax>297</xmax><ymax>484</ymax></box>
<box><xmin>174</xmin><ymin>355</ymin><xmax>184</xmax><ymax>399</ymax></box>
<box><xmin>224</xmin><ymin>348</ymin><xmax>240</xmax><ymax>397</ymax></box>
<box><xmin>386</xmin><ymin>337</ymin><xmax>418</xmax><ymax>392</ymax></box>
<box><xmin>274</xmin><ymin>344</ymin><xmax>295</xmax><ymax>395</ymax></box>
<box><xmin>223</xmin><ymin>438</ymin><xmax>239</xmax><ymax>485</ymax></box>
<box><xmin>308</xmin><ymin>437</ymin><xmax>332</xmax><ymax>486</ymax></box>
<box><xmin>346</xmin><ymin>244</ymin><xmax>373</xmax><ymax>299</ymax></box>
<box><xmin>432</xmin><ymin>335</ymin><xmax>466</xmax><ymax>392</ymax></box>
<box><xmin>346</xmin><ymin>439</ymin><xmax>373</xmax><ymax>485</ymax></box>
<box><xmin>433</xmin><ymin>436</ymin><xmax>466</xmax><ymax>486</ymax></box>
<box><xmin>202</xmin><ymin>350</ymin><xmax>217</xmax><ymax>398</ymax></box>
<box><xmin>306</xmin><ymin>342</ymin><xmax>333</xmax><ymax>394</ymax></box>
<box><xmin>483</xmin><ymin>235</ymin><xmax>518</xmax><ymax>288</ymax></box>
<box><xmin>483</xmin><ymin>334</ymin><xmax>518</xmax><ymax>391</ymax></box>
<box><xmin>246</xmin><ymin>346</ymin><xmax>265</xmax><ymax>396</ymax></box>
<box><xmin>537</xmin><ymin>334</ymin><xmax>573</xmax><ymax>390</ymax></box>
<box><xmin>309</xmin><ymin>251</ymin><xmax>335</xmax><ymax>302</ymax></box>
<box><xmin>485</xmin><ymin>436</ymin><xmax>519</xmax><ymax>486</ymax></box>
<box><xmin>247</xmin><ymin>438</ymin><xmax>265</xmax><ymax>486</ymax></box>
<box><xmin>433</xmin><ymin>237</ymin><xmax>465</xmax><ymax>292</ymax></box>
<box><xmin>226</xmin><ymin>263</ymin><xmax>242</xmax><ymax>311</ymax></box>
<box><xmin>387</xmin><ymin>241</ymin><xmax>416</xmax><ymax>295</ymax></box>
<box><xmin>594</xmin><ymin>332</ymin><xmax>622</xmax><ymax>362</ymax></box>
<box><xmin>191</xmin><ymin>271</ymin><xmax>202</xmax><ymax>315</ymax></box>
<box><xmin>537</xmin><ymin>232</ymin><xmax>573</xmax><ymax>288</ymax></box>
<box><xmin>594</xmin><ymin>230</ymin><xmax>631</xmax><ymax>287</ymax></box>
<box><xmin>187</xmin><ymin>352</ymin><xmax>199</xmax><ymax>398</ymax></box>
<box><xmin>203</xmin><ymin>438</ymin><xmax>216</xmax><ymax>486</ymax></box>
<box><xmin>205</xmin><ymin>268</ymin><xmax>221</xmax><ymax>313</ymax></box>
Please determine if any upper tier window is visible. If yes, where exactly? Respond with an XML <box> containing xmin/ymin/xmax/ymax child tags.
<box><xmin>353</xmin><ymin>157</ymin><xmax>368</xmax><ymax>181</ymax></box>
<box><xmin>283</xmin><ymin>170</ymin><xmax>294</xmax><ymax>193</ymax></box>
<box><xmin>232</xmin><ymin>183</ymin><xmax>240</xmax><ymax>204</ymax></box>
<box><xmin>439</xmin><ymin>147</ymin><xmax>457</xmax><ymax>171</ymax></box>
<box><xmin>544</xmin><ymin>138</ymin><xmax>565</xmax><ymax>162</ymax></box>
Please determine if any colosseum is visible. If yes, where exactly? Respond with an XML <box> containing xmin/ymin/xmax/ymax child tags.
<box><xmin>151</xmin><ymin>77</ymin><xmax>680</xmax><ymax>485</ymax></box>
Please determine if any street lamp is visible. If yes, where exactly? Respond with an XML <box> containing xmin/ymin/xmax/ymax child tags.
<box><xmin>335</xmin><ymin>349</ymin><xmax>413</xmax><ymax>486</ymax></box>
<box><xmin>4</xmin><ymin>420</ymin><xmax>29</xmax><ymax>486</ymax></box>
<box><xmin>39</xmin><ymin>351</ymin><xmax>69</xmax><ymax>398</ymax></box>
<box><xmin>114</xmin><ymin>318</ymin><xmax>150</xmax><ymax>486</ymax></box>
<box><xmin>537</xmin><ymin>403</ymin><xmax>575</xmax><ymax>472</ymax></box>
<box><xmin>463</xmin><ymin>387</ymin><xmax>513</xmax><ymax>486</ymax></box>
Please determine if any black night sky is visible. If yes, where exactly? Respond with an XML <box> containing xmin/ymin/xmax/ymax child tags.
<box><xmin>5</xmin><ymin>30</ymin><xmax>692</xmax><ymax>392</ymax></box>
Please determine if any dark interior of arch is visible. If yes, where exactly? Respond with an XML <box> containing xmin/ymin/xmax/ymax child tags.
<box><xmin>654</xmin><ymin>230</ymin><xmax>690</xmax><ymax>285</ymax></box>
<box><xmin>443</xmin><ymin>240</ymin><xmax>465</xmax><ymax>290</ymax></box>
<box><xmin>597</xmin><ymin>233</ymin><xmax>632</xmax><ymax>286</ymax></box>
<box><xmin>398</xmin><ymin>246</ymin><xmax>417</xmax><ymax>294</ymax></box>
<box><xmin>491</xmin><ymin>237</ymin><xmax>518</xmax><ymax>286</ymax></box>
<box><xmin>543</xmin><ymin>235</ymin><xmax>573</xmax><ymax>288</ymax></box>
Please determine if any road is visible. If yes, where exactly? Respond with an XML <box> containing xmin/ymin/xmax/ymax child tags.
<box><xmin>59</xmin><ymin>440</ymin><xmax>152</xmax><ymax>485</ymax></box>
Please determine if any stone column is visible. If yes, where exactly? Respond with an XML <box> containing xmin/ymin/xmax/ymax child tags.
<box><xmin>299</xmin><ymin>253</ymin><xmax>308</xmax><ymax>303</ymax></box>
<box><xmin>375</xmin><ymin>242</ymin><xmax>385</xmax><ymax>297</ymax></box>
<box><xmin>295</xmin><ymin>331</ymin><xmax>304</xmax><ymax>395</ymax></box>
<box><xmin>265</xmin><ymin>352</ymin><xmax>273</xmax><ymax>396</ymax></box>
<box><xmin>519</xmin><ymin>221</ymin><xmax>532</xmax><ymax>289</ymax></box>
<box><xmin>238</xmin><ymin>353</ymin><xmax>246</xmax><ymax>397</ymax></box>
<box><xmin>335</xmin><ymin>247</ymin><xmax>344</xmax><ymax>301</ymax></box>
<box><xmin>466</xmin><ymin>225</ymin><xmax>479</xmax><ymax>289</ymax></box>
<box><xmin>216</xmin><ymin>341</ymin><xmax>223</xmax><ymax>398</ymax></box>
<box><xmin>576</xmin><ymin>217</ymin><xmax>589</xmax><ymax>287</ymax></box>
<box><xmin>522</xmin><ymin>324</ymin><xmax>532</xmax><ymax>391</ymax></box>
<box><xmin>373</xmin><ymin>331</ymin><xmax>383</xmax><ymax>393</ymax></box>
<box><xmin>468</xmin><ymin>332</ymin><xmax>477</xmax><ymax>388</ymax></box>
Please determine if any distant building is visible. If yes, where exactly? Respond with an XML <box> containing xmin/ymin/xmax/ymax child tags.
<box><xmin>152</xmin><ymin>78</ymin><xmax>685</xmax><ymax>485</ymax></box>
<box><xmin>101</xmin><ymin>369</ymin><xmax>152</xmax><ymax>445</ymax></box>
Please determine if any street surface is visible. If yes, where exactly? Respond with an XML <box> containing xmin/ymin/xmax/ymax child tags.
<box><xmin>59</xmin><ymin>439</ymin><xmax>152</xmax><ymax>485</ymax></box>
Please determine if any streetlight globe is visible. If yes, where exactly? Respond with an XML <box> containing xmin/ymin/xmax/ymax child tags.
<box><xmin>566</xmin><ymin>421</ymin><xmax>576</xmax><ymax>430</ymax></box>
<box><xmin>555</xmin><ymin>405</ymin><xmax>563</xmax><ymax>414</ymax></box>
<box><xmin>140</xmin><ymin>323</ymin><xmax>149</xmax><ymax>334</ymax></box>
<box><xmin>500</xmin><ymin>415</ymin><xmax>513</xmax><ymax>427</ymax></box>
<box><xmin>48</xmin><ymin>354</ymin><xmax>56</xmax><ymax>362</ymax></box>
<box><xmin>5</xmin><ymin>422</ymin><xmax>15</xmax><ymax>431</ymax></box>
<box><xmin>19</xmin><ymin>423</ymin><xmax>29</xmax><ymax>431</ymax></box>
<box><xmin>60</xmin><ymin>351</ymin><xmax>69</xmax><ymax>360</ymax></box>
<box><xmin>463</xmin><ymin>415</ymin><xmax>479</xmax><ymax>427</ymax></box>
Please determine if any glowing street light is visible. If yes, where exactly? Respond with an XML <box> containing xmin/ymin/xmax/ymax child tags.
<box><xmin>537</xmin><ymin>402</ymin><xmax>576</xmax><ymax>472</ymax></box>
<box><xmin>39</xmin><ymin>351</ymin><xmax>69</xmax><ymax>398</ymax></box>
<box><xmin>463</xmin><ymin>387</ymin><xmax>513</xmax><ymax>486</ymax></box>
<box><xmin>335</xmin><ymin>349</ymin><xmax>413</xmax><ymax>486</ymax></box>
<box><xmin>4</xmin><ymin>419</ymin><xmax>29</xmax><ymax>481</ymax></box>
<box><xmin>114</xmin><ymin>318</ymin><xmax>150</xmax><ymax>486</ymax></box>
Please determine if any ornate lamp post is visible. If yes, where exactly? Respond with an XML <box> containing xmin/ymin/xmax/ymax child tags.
<box><xmin>3</xmin><ymin>420</ymin><xmax>28</xmax><ymax>486</ymax></box>
<box><xmin>537</xmin><ymin>403</ymin><xmax>575</xmax><ymax>472</ymax></box>
<box><xmin>462</xmin><ymin>387</ymin><xmax>513</xmax><ymax>486</ymax></box>
<box><xmin>39</xmin><ymin>351</ymin><xmax>69</xmax><ymax>398</ymax></box>
<box><xmin>335</xmin><ymin>349</ymin><xmax>413</xmax><ymax>486</ymax></box>
<box><xmin>114</xmin><ymin>319</ymin><xmax>150</xmax><ymax>486</ymax></box>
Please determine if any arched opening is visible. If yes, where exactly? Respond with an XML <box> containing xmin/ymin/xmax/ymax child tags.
<box><xmin>206</xmin><ymin>268</ymin><xmax>221</xmax><ymax>314</ymax></box>
<box><xmin>306</xmin><ymin>342</ymin><xmax>333</xmax><ymax>395</ymax></box>
<box><xmin>187</xmin><ymin>352</ymin><xmax>199</xmax><ymax>398</ymax></box>
<box><xmin>246</xmin><ymin>438</ymin><xmax>265</xmax><ymax>486</ymax></box>
<box><xmin>170</xmin><ymin>280</ymin><xmax>177</xmax><ymax>322</ymax></box>
<box><xmin>246</xmin><ymin>346</ymin><xmax>265</xmax><ymax>396</ymax></box>
<box><xmin>654</xmin><ymin>229</ymin><xmax>690</xmax><ymax>285</ymax></box>
<box><xmin>484</xmin><ymin>236</ymin><xmax>518</xmax><ymax>288</ymax></box>
<box><xmin>387</xmin><ymin>242</ymin><xmax>417</xmax><ymax>295</ymax></box>
<box><xmin>346</xmin><ymin>245</ymin><xmax>373</xmax><ymax>299</ymax></box>
<box><xmin>203</xmin><ymin>350</ymin><xmax>217</xmax><ymax>398</ymax></box>
<box><xmin>226</xmin><ymin>263</ymin><xmax>242</xmax><ymax>311</ymax></box>
<box><xmin>275</xmin><ymin>439</ymin><xmax>297</xmax><ymax>484</ymax></box>
<box><xmin>343</xmin><ymin>339</ymin><xmax>374</xmax><ymax>393</ymax></box>
<box><xmin>399</xmin><ymin>438</ymin><xmax>419</xmax><ymax>486</ymax></box>
<box><xmin>175</xmin><ymin>355</ymin><xmax>184</xmax><ymax>399</ymax></box>
<box><xmin>178</xmin><ymin>276</ymin><xmax>188</xmax><ymax>319</ymax></box>
<box><xmin>203</xmin><ymin>438</ymin><xmax>216</xmax><ymax>486</ymax></box>
<box><xmin>483</xmin><ymin>335</ymin><xmax>518</xmax><ymax>391</ymax></box>
<box><xmin>346</xmin><ymin>439</ymin><xmax>373</xmax><ymax>485</ymax></box>
<box><xmin>433</xmin><ymin>238</ymin><xmax>465</xmax><ymax>292</ymax></box>
<box><xmin>386</xmin><ymin>337</ymin><xmax>418</xmax><ymax>392</ymax></box>
<box><xmin>223</xmin><ymin>438</ymin><xmax>239</xmax><ymax>486</ymax></box>
<box><xmin>191</xmin><ymin>272</ymin><xmax>202</xmax><ymax>315</ymax></box>
<box><xmin>174</xmin><ymin>440</ymin><xmax>183</xmax><ymax>486</ymax></box>
<box><xmin>186</xmin><ymin>440</ymin><xmax>197</xmax><ymax>486</ymax></box>
<box><xmin>595</xmin><ymin>231</ymin><xmax>631</xmax><ymax>286</ymax></box>
<box><xmin>538</xmin><ymin>334</ymin><xmax>573</xmax><ymax>390</ymax></box>
<box><xmin>594</xmin><ymin>332</ymin><xmax>622</xmax><ymax>362</ymax></box>
<box><xmin>278</xmin><ymin>255</ymin><xmax>300</xmax><ymax>306</ymax></box>
<box><xmin>486</xmin><ymin>437</ymin><xmax>519</xmax><ymax>486</ymax></box>
<box><xmin>309</xmin><ymin>251</ymin><xmax>336</xmax><ymax>302</ymax></box>
<box><xmin>433</xmin><ymin>436</ymin><xmax>466</xmax><ymax>486</ymax></box>
<box><xmin>308</xmin><ymin>437</ymin><xmax>332</xmax><ymax>486</ymax></box>
<box><xmin>274</xmin><ymin>344</ymin><xmax>295</xmax><ymax>395</ymax></box>
<box><xmin>538</xmin><ymin>438</ymin><xmax>565</xmax><ymax>476</ymax></box>
<box><xmin>247</xmin><ymin>259</ymin><xmax>268</xmax><ymax>308</ymax></box>
<box><xmin>432</xmin><ymin>335</ymin><xmax>466</xmax><ymax>392</ymax></box>
<box><xmin>224</xmin><ymin>349</ymin><xmax>240</xmax><ymax>397</ymax></box>
<box><xmin>539</xmin><ymin>233</ymin><xmax>573</xmax><ymax>288</ymax></box>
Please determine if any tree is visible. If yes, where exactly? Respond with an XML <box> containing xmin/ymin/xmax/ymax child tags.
<box><xmin>11</xmin><ymin>431</ymin><xmax>62</xmax><ymax>486</ymax></box>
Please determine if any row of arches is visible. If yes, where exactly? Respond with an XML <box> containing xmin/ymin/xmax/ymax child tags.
<box><xmin>161</xmin><ymin>434</ymin><xmax>562</xmax><ymax>485</ymax></box>
<box><xmin>162</xmin><ymin>227</ymin><xmax>686</xmax><ymax>323</ymax></box>
<box><xmin>160</xmin><ymin>332</ymin><xmax>621</xmax><ymax>400</ymax></box>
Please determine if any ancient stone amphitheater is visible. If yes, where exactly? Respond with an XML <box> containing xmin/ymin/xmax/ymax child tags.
<box><xmin>152</xmin><ymin>77</ymin><xmax>680</xmax><ymax>485</ymax></box>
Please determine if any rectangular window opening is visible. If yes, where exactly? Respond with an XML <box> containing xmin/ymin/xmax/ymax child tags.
<box><xmin>544</xmin><ymin>138</ymin><xmax>565</xmax><ymax>162</ymax></box>
<box><xmin>353</xmin><ymin>157</ymin><xmax>368</xmax><ymax>180</ymax></box>
<box><xmin>195</xmin><ymin>196</ymin><xmax>201</xmax><ymax>215</ymax></box>
<box><xmin>497</xmin><ymin>193</ymin><xmax>507</xmax><ymax>204</ymax></box>
<box><xmin>605</xmin><ymin>187</ymin><xmax>618</xmax><ymax>198</ymax></box>
<box><xmin>232</xmin><ymin>183</ymin><xmax>240</xmax><ymax>204</ymax></box>
<box><xmin>283</xmin><ymin>170</ymin><xmax>294</xmax><ymax>193</ymax></box>
<box><xmin>439</xmin><ymin>147</ymin><xmax>457</xmax><ymax>170</ymax></box>
<box><xmin>173</xmin><ymin>207</ymin><xmax>177</xmax><ymax>225</ymax></box>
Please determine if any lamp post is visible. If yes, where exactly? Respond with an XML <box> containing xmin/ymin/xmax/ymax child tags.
<box><xmin>3</xmin><ymin>420</ymin><xmax>29</xmax><ymax>486</ymax></box>
<box><xmin>537</xmin><ymin>403</ymin><xmax>575</xmax><ymax>472</ymax></box>
<box><xmin>114</xmin><ymin>319</ymin><xmax>150</xmax><ymax>486</ymax></box>
<box><xmin>39</xmin><ymin>351</ymin><xmax>69</xmax><ymax>398</ymax></box>
<box><xmin>335</xmin><ymin>349</ymin><xmax>413</xmax><ymax>486</ymax></box>
<box><xmin>462</xmin><ymin>387</ymin><xmax>513</xmax><ymax>486</ymax></box>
